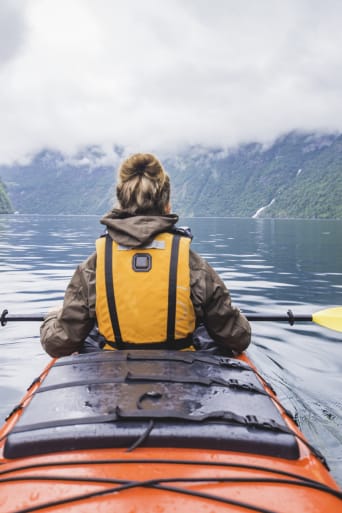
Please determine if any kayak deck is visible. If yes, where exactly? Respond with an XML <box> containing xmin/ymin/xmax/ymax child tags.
<box><xmin>0</xmin><ymin>350</ymin><xmax>341</xmax><ymax>513</ymax></box>
<box><xmin>4</xmin><ymin>350</ymin><xmax>299</xmax><ymax>460</ymax></box>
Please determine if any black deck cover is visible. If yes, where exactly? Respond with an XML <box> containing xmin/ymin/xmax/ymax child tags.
<box><xmin>4</xmin><ymin>350</ymin><xmax>299</xmax><ymax>459</ymax></box>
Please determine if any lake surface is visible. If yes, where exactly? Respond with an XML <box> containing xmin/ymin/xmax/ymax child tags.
<box><xmin>0</xmin><ymin>214</ymin><xmax>341</xmax><ymax>485</ymax></box>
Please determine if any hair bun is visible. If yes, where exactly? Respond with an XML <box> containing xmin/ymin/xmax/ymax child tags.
<box><xmin>116</xmin><ymin>153</ymin><xmax>170</xmax><ymax>215</ymax></box>
<box><xmin>135</xmin><ymin>164</ymin><xmax>145</xmax><ymax>176</ymax></box>
<box><xmin>119</xmin><ymin>153</ymin><xmax>165</xmax><ymax>183</ymax></box>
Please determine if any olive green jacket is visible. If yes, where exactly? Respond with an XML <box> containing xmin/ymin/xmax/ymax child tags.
<box><xmin>41</xmin><ymin>211</ymin><xmax>251</xmax><ymax>357</ymax></box>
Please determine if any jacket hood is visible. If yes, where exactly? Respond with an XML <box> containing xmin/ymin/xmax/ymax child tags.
<box><xmin>100</xmin><ymin>210</ymin><xmax>179</xmax><ymax>247</ymax></box>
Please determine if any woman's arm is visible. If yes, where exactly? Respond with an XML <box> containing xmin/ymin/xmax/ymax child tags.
<box><xmin>40</xmin><ymin>253</ymin><xmax>97</xmax><ymax>357</ymax></box>
<box><xmin>190</xmin><ymin>250</ymin><xmax>251</xmax><ymax>354</ymax></box>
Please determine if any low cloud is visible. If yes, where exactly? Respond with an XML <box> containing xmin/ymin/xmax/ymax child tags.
<box><xmin>0</xmin><ymin>1</ymin><xmax>28</xmax><ymax>66</ymax></box>
<box><xmin>0</xmin><ymin>0</ymin><xmax>342</xmax><ymax>165</ymax></box>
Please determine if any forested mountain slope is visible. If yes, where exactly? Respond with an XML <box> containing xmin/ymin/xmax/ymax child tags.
<box><xmin>0</xmin><ymin>179</ymin><xmax>13</xmax><ymax>214</ymax></box>
<box><xmin>1</xmin><ymin>132</ymin><xmax>341</xmax><ymax>218</ymax></box>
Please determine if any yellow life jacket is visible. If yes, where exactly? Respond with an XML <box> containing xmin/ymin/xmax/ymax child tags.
<box><xmin>95</xmin><ymin>231</ymin><xmax>196</xmax><ymax>350</ymax></box>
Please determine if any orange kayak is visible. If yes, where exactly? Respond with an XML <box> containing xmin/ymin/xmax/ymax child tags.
<box><xmin>0</xmin><ymin>350</ymin><xmax>341</xmax><ymax>512</ymax></box>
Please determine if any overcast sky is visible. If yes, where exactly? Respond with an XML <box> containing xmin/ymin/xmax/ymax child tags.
<box><xmin>1</xmin><ymin>0</ymin><xmax>342</xmax><ymax>166</ymax></box>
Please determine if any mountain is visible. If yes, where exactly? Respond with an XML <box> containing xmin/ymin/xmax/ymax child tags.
<box><xmin>0</xmin><ymin>132</ymin><xmax>341</xmax><ymax>218</ymax></box>
<box><xmin>0</xmin><ymin>150</ymin><xmax>116</xmax><ymax>215</ymax></box>
<box><xmin>167</xmin><ymin>132</ymin><xmax>342</xmax><ymax>219</ymax></box>
<box><xmin>0</xmin><ymin>179</ymin><xmax>13</xmax><ymax>214</ymax></box>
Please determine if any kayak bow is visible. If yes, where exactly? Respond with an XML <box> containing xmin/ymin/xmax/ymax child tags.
<box><xmin>0</xmin><ymin>349</ymin><xmax>341</xmax><ymax>513</ymax></box>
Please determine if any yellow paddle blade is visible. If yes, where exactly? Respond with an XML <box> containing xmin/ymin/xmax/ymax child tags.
<box><xmin>312</xmin><ymin>307</ymin><xmax>342</xmax><ymax>332</ymax></box>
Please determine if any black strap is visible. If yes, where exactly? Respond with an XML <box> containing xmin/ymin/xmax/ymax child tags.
<box><xmin>104</xmin><ymin>337</ymin><xmax>193</xmax><ymax>351</ymax></box>
<box><xmin>166</xmin><ymin>234</ymin><xmax>181</xmax><ymax>346</ymax></box>
<box><xmin>52</xmin><ymin>351</ymin><xmax>251</xmax><ymax>371</ymax></box>
<box><xmin>10</xmin><ymin>407</ymin><xmax>292</xmax><ymax>436</ymax></box>
<box><xmin>104</xmin><ymin>235</ymin><xmax>123</xmax><ymax>348</ymax></box>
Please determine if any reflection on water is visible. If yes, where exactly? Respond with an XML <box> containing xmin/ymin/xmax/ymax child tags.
<box><xmin>0</xmin><ymin>215</ymin><xmax>341</xmax><ymax>484</ymax></box>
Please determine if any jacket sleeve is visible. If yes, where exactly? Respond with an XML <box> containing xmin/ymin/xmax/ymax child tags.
<box><xmin>40</xmin><ymin>253</ymin><xmax>97</xmax><ymax>357</ymax></box>
<box><xmin>190</xmin><ymin>250</ymin><xmax>251</xmax><ymax>354</ymax></box>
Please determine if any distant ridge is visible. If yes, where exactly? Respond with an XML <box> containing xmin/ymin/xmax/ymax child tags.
<box><xmin>1</xmin><ymin>131</ymin><xmax>341</xmax><ymax>219</ymax></box>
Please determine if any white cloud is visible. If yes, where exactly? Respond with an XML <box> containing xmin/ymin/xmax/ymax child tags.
<box><xmin>0</xmin><ymin>0</ymin><xmax>342</xmax><ymax>165</ymax></box>
<box><xmin>0</xmin><ymin>1</ymin><xmax>28</xmax><ymax>65</ymax></box>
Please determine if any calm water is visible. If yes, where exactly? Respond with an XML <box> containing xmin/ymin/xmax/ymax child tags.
<box><xmin>0</xmin><ymin>215</ymin><xmax>341</xmax><ymax>485</ymax></box>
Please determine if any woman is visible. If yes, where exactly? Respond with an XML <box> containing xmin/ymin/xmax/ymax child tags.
<box><xmin>41</xmin><ymin>153</ymin><xmax>251</xmax><ymax>357</ymax></box>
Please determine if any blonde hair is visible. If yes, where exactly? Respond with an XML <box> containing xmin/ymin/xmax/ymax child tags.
<box><xmin>116</xmin><ymin>153</ymin><xmax>170</xmax><ymax>215</ymax></box>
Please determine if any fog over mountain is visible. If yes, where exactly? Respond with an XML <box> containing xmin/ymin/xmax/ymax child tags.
<box><xmin>1</xmin><ymin>132</ymin><xmax>341</xmax><ymax>219</ymax></box>
<box><xmin>1</xmin><ymin>2</ymin><xmax>341</xmax><ymax>217</ymax></box>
